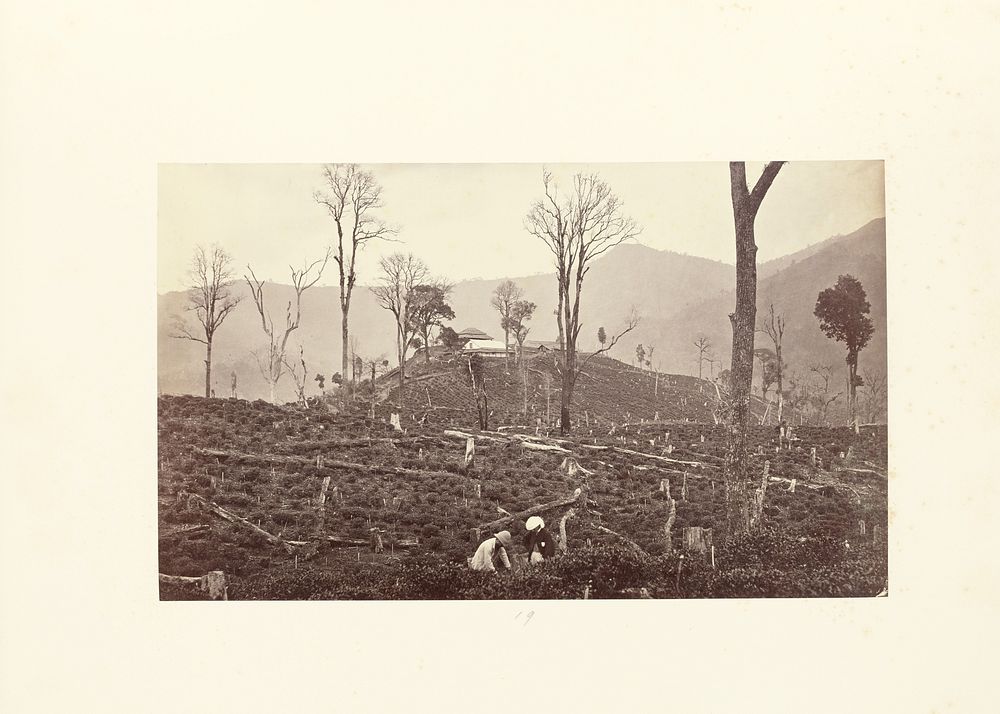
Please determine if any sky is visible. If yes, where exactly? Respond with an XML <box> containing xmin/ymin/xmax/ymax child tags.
<box><xmin>158</xmin><ymin>161</ymin><xmax>885</xmax><ymax>293</ymax></box>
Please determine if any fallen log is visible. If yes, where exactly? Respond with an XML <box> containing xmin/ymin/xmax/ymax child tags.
<box><xmin>159</xmin><ymin>524</ymin><xmax>210</xmax><ymax>539</ymax></box>
<box><xmin>191</xmin><ymin>446</ymin><xmax>462</xmax><ymax>480</ymax></box>
<box><xmin>180</xmin><ymin>491</ymin><xmax>297</xmax><ymax>554</ymax></box>
<box><xmin>600</xmin><ymin>445</ymin><xmax>707</xmax><ymax>468</ymax></box>
<box><xmin>473</xmin><ymin>488</ymin><xmax>585</xmax><ymax>537</ymax></box>
<box><xmin>159</xmin><ymin>570</ymin><xmax>227</xmax><ymax>600</ymax></box>
<box><xmin>595</xmin><ymin>525</ymin><xmax>649</xmax><ymax>557</ymax></box>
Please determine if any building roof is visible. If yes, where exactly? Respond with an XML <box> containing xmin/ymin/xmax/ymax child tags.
<box><xmin>457</xmin><ymin>327</ymin><xmax>494</xmax><ymax>340</ymax></box>
<box><xmin>461</xmin><ymin>339</ymin><xmax>510</xmax><ymax>353</ymax></box>
<box><xmin>525</xmin><ymin>339</ymin><xmax>562</xmax><ymax>350</ymax></box>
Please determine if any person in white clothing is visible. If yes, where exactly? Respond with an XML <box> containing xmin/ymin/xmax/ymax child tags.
<box><xmin>469</xmin><ymin>530</ymin><xmax>513</xmax><ymax>572</ymax></box>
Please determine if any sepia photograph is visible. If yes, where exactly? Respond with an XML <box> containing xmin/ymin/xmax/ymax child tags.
<box><xmin>158</xmin><ymin>161</ymin><xmax>888</xmax><ymax>600</ymax></box>
<box><xmin>6</xmin><ymin>1</ymin><xmax>1000</xmax><ymax>711</ymax></box>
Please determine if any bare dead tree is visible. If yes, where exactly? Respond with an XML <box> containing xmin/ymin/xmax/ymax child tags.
<box><xmin>693</xmin><ymin>335</ymin><xmax>712</xmax><ymax>380</ymax></box>
<box><xmin>758</xmin><ymin>303</ymin><xmax>787</xmax><ymax>422</ymax></box>
<box><xmin>860</xmin><ymin>367</ymin><xmax>887</xmax><ymax>423</ymax></box>
<box><xmin>810</xmin><ymin>364</ymin><xmax>843</xmax><ymax>426</ymax></box>
<box><xmin>314</xmin><ymin>164</ymin><xmax>397</xmax><ymax>382</ymax></box>
<box><xmin>723</xmin><ymin>160</ymin><xmax>784</xmax><ymax>539</ymax></box>
<box><xmin>245</xmin><ymin>250</ymin><xmax>329</xmax><ymax>402</ymax></box>
<box><xmin>525</xmin><ymin>169</ymin><xmax>641</xmax><ymax>434</ymax></box>
<box><xmin>282</xmin><ymin>345</ymin><xmax>309</xmax><ymax>407</ymax></box>
<box><xmin>371</xmin><ymin>253</ymin><xmax>430</xmax><ymax>404</ymax></box>
<box><xmin>171</xmin><ymin>245</ymin><xmax>241</xmax><ymax>397</ymax></box>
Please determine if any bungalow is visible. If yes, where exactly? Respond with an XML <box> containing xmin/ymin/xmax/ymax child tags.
<box><xmin>458</xmin><ymin>327</ymin><xmax>511</xmax><ymax>357</ymax></box>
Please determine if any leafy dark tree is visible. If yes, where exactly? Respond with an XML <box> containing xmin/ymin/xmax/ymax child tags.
<box><xmin>314</xmin><ymin>164</ymin><xmax>396</xmax><ymax>382</ymax></box>
<box><xmin>491</xmin><ymin>280</ymin><xmax>523</xmax><ymax>369</ymax></box>
<box><xmin>635</xmin><ymin>343</ymin><xmax>646</xmax><ymax>370</ymax></box>
<box><xmin>526</xmin><ymin>169</ymin><xmax>640</xmax><ymax>434</ymax></box>
<box><xmin>314</xmin><ymin>373</ymin><xmax>326</xmax><ymax>391</ymax></box>
<box><xmin>408</xmin><ymin>282</ymin><xmax>455</xmax><ymax>363</ymax></box>
<box><xmin>597</xmin><ymin>326</ymin><xmax>606</xmax><ymax>350</ymax></box>
<box><xmin>438</xmin><ymin>326</ymin><xmax>465</xmax><ymax>352</ymax></box>
<box><xmin>814</xmin><ymin>274</ymin><xmax>875</xmax><ymax>432</ymax></box>
<box><xmin>723</xmin><ymin>160</ymin><xmax>784</xmax><ymax>539</ymax></box>
<box><xmin>171</xmin><ymin>245</ymin><xmax>241</xmax><ymax>398</ymax></box>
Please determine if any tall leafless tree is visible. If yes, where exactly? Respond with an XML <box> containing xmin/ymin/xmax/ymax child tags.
<box><xmin>723</xmin><ymin>160</ymin><xmax>784</xmax><ymax>539</ymax></box>
<box><xmin>172</xmin><ymin>245</ymin><xmax>241</xmax><ymax>398</ymax></box>
<box><xmin>525</xmin><ymin>170</ymin><xmax>641</xmax><ymax>434</ymax></box>
<box><xmin>758</xmin><ymin>303</ymin><xmax>786</xmax><ymax>422</ymax></box>
<box><xmin>314</xmin><ymin>164</ymin><xmax>397</xmax><ymax>382</ymax></box>
<box><xmin>491</xmin><ymin>279</ymin><xmax>523</xmax><ymax>370</ymax></box>
<box><xmin>371</xmin><ymin>253</ymin><xmax>430</xmax><ymax>403</ymax></box>
<box><xmin>245</xmin><ymin>251</ymin><xmax>329</xmax><ymax>402</ymax></box>
<box><xmin>693</xmin><ymin>335</ymin><xmax>713</xmax><ymax>380</ymax></box>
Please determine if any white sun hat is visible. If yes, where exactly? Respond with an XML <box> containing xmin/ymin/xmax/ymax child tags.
<box><xmin>525</xmin><ymin>516</ymin><xmax>544</xmax><ymax>531</ymax></box>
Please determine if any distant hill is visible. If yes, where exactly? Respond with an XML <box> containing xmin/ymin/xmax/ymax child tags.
<box><xmin>158</xmin><ymin>218</ymin><xmax>886</xmax><ymax>404</ymax></box>
<box><xmin>630</xmin><ymin>218</ymin><xmax>887</xmax><ymax>386</ymax></box>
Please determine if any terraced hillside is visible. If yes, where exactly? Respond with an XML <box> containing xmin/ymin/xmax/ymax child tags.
<box><xmin>158</xmin><ymin>392</ymin><xmax>888</xmax><ymax>600</ymax></box>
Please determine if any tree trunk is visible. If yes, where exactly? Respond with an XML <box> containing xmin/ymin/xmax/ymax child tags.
<box><xmin>341</xmin><ymin>311</ymin><xmax>350</xmax><ymax>384</ymax></box>
<box><xmin>269</xmin><ymin>380</ymin><xmax>275</xmax><ymax>404</ymax></box>
<box><xmin>559</xmin><ymin>348</ymin><xmax>575</xmax><ymax>435</ymax></box>
<box><xmin>775</xmin><ymin>344</ymin><xmax>783</xmax><ymax>422</ymax></box>
<box><xmin>722</xmin><ymin>161</ymin><xmax>782</xmax><ymax>540</ymax></box>
<box><xmin>724</xmin><ymin>203</ymin><xmax>757</xmax><ymax>537</ymax></box>
<box><xmin>204</xmin><ymin>339</ymin><xmax>213</xmax><ymax>398</ymax></box>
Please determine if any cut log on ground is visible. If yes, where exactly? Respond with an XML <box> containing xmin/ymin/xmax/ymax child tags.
<box><xmin>595</xmin><ymin>525</ymin><xmax>649</xmax><ymax>557</ymax></box>
<box><xmin>472</xmin><ymin>488</ymin><xmax>585</xmax><ymax>541</ymax></box>
<box><xmin>159</xmin><ymin>570</ymin><xmax>228</xmax><ymax>600</ymax></box>
<box><xmin>181</xmin><ymin>491</ymin><xmax>297</xmax><ymax>554</ymax></box>
<box><xmin>191</xmin><ymin>446</ymin><xmax>464</xmax><ymax>481</ymax></box>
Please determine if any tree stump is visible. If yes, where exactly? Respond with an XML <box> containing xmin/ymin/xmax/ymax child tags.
<box><xmin>873</xmin><ymin>524</ymin><xmax>885</xmax><ymax>546</ymax></box>
<box><xmin>683</xmin><ymin>527</ymin><xmax>713</xmax><ymax>556</ymax></box>
<box><xmin>390</xmin><ymin>412</ymin><xmax>402</xmax><ymax>432</ymax></box>
<box><xmin>371</xmin><ymin>529</ymin><xmax>385</xmax><ymax>554</ymax></box>
<box><xmin>787</xmin><ymin>478</ymin><xmax>796</xmax><ymax>493</ymax></box>
<box><xmin>681</xmin><ymin>472</ymin><xmax>688</xmax><ymax>501</ymax></box>
<box><xmin>664</xmin><ymin>492</ymin><xmax>677</xmax><ymax>555</ymax></box>
<box><xmin>318</xmin><ymin>476</ymin><xmax>331</xmax><ymax>507</ymax></box>
<box><xmin>810</xmin><ymin>447</ymin><xmax>817</xmax><ymax>465</ymax></box>
<box><xmin>660</xmin><ymin>478</ymin><xmax>670</xmax><ymax>495</ymax></box>
<box><xmin>558</xmin><ymin>508</ymin><xmax>576</xmax><ymax>553</ymax></box>
<box><xmin>859</xmin><ymin>519</ymin><xmax>866</xmax><ymax>536</ymax></box>
<box><xmin>464</xmin><ymin>437</ymin><xmax>475</xmax><ymax>470</ymax></box>
<box><xmin>201</xmin><ymin>571</ymin><xmax>227</xmax><ymax>600</ymax></box>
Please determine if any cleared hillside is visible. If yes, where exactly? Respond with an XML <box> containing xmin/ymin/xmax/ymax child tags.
<box><xmin>378</xmin><ymin>351</ymin><xmax>722</xmax><ymax>429</ymax></box>
<box><xmin>158</xmin><ymin>394</ymin><xmax>887</xmax><ymax>599</ymax></box>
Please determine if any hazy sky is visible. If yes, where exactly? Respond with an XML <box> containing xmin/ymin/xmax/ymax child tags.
<box><xmin>158</xmin><ymin>161</ymin><xmax>884</xmax><ymax>292</ymax></box>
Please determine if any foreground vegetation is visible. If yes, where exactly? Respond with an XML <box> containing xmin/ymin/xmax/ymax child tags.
<box><xmin>158</xmin><ymin>380</ymin><xmax>887</xmax><ymax>600</ymax></box>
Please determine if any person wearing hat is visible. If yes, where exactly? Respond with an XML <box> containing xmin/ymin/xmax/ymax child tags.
<box><xmin>523</xmin><ymin>516</ymin><xmax>556</xmax><ymax>564</ymax></box>
<box><xmin>469</xmin><ymin>530</ymin><xmax>513</xmax><ymax>572</ymax></box>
